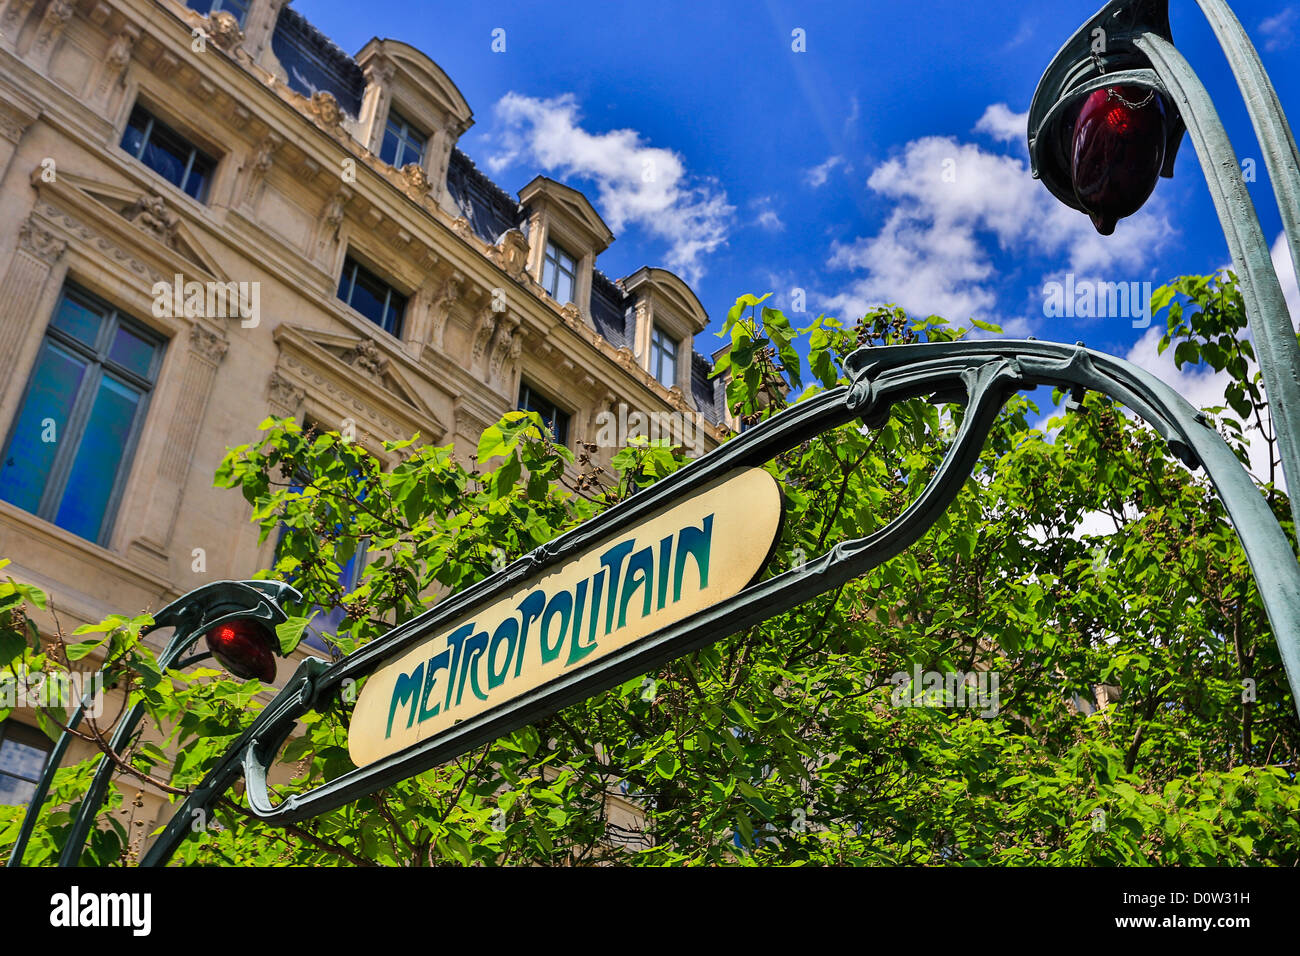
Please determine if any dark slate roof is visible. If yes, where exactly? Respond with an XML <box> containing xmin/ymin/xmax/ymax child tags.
<box><xmin>691</xmin><ymin>351</ymin><xmax>726</xmax><ymax>424</ymax></box>
<box><xmin>268</xmin><ymin>10</ymin><xmax>726</xmax><ymax>428</ymax></box>
<box><xmin>446</xmin><ymin>149</ymin><xmax>524</xmax><ymax>243</ymax></box>
<box><xmin>271</xmin><ymin>5</ymin><xmax>366</xmax><ymax>117</ymax></box>
<box><xmin>589</xmin><ymin>270</ymin><xmax>631</xmax><ymax>350</ymax></box>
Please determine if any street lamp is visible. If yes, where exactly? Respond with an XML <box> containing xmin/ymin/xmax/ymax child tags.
<box><xmin>1028</xmin><ymin>0</ymin><xmax>1300</xmax><ymax>535</ymax></box>
<box><xmin>5</xmin><ymin>579</ymin><xmax>299</xmax><ymax>868</ymax></box>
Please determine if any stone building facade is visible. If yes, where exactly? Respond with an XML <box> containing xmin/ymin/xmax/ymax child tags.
<box><xmin>0</xmin><ymin>0</ymin><xmax>734</xmax><ymax>857</ymax></box>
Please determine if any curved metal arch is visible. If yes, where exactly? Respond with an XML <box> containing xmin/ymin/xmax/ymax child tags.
<box><xmin>131</xmin><ymin>338</ymin><xmax>1300</xmax><ymax>865</ymax></box>
<box><xmin>7</xmin><ymin>579</ymin><xmax>299</xmax><ymax>868</ymax></box>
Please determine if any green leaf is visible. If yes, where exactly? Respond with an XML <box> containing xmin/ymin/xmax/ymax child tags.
<box><xmin>276</xmin><ymin>615</ymin><xmax>315</xmax><ymax>655</ymax></box>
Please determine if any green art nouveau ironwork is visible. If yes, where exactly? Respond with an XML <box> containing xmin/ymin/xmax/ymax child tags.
<box><xmin>1028</xmin><ymin>0</ymin><xmax>1300</xmax><ymax>533</ymax></box>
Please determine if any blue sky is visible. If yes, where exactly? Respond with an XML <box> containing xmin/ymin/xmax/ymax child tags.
<box><xmin>297</xmin><ymin>0</ymin><xmax>1300</xmax><ymax>427</ymax></box>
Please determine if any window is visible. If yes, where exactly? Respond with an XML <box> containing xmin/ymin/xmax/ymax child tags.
<box><xmin>518</xmin><ymin>382</ymin><xmax>570</xmax><ymax>447</ymax></box>
<box><xmin>185</xmin><ymin>0</ymin><xmax>250</xmax><ymax>26</ymax></box>
<box><xmin>0</xmin><ymin>720</ymin><xmax>52</xmax><ymax>807</ymax></box>
<box><xmin>650</xmin><ymin>324</ymin><xmax>678</xmax><ymax>390</ymax></box>
<box><xmin>380</xmin><ymin>111</ymin><xmax>427</xmax><ymax>169</ymax></box>
<box><xmin>0</xmin><ymin>286</ymin><xmax>164</xmax><ymax>546</ymax></box>
<box><xmin>120</xmin><ymin>104</ymin><xmax>217</xmax><ymax>202</ymax></box>
<box><xmin>337</xmin><ymin>254</ymin><xmax>407</xmax><ymax>337</ymax></box>
<box><xmin>541</xmin><ymin>241</ymin><xmax>577</xmax><ymax>305</ymax></box>
<box><xmin>276</xmin><ymin>466</ymin><xmax>368</xmax><ymax>656</ymax></box>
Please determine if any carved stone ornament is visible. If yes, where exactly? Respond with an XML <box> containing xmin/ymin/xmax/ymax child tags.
<box><xmin>123</xmin><ymin>193</ymin><xmax>180</xmax><ymax>249</ymax></box>
<box><xmin>323</xmin><ymin>189</ymin><xmax>349</xmax><ymax>230</ymax></box>
<box><xmin>495</xmin><ymin>229</ymin><xmax>529</xmax><ymax>281</ymax></box>
<box><xmin>105</xmin><ymin>30</ymin><xmax>135</xmax><ymax>72</ymax></box>
<box><xmin>251</xmin><ymin>135</ymin><xmax>279</xmax><ymax>176</ymax></box>
<box><xmin>401</xmin><ymin>162</ymin><xmax>431</xmax><ymax>199</ymax></box>
<box><xmin>205</xmin><ymin>11</ymin><xmax>244</xmax><ymax>51</ymax></box>
<box><xmin>268</xmin><ymin>371</ymin><xmax>306</xmax><ymax>413</ymax></box>
<box><xmin>17</xmin><ymin>218</ymin><xmax>67</xmax><ymax>262</ymax></box>
<box><xmin>309</xmin><ymin>91</ymin><xmax>343</xmax><ymax>131</ymax></box>
<box><xmin>559</xmin><ymin>302</ymin><xmax>581</xmax><ymax>328</ymax></box>
<box><xmin>189</xmin><ymin>323</ymin><xmax>229</xmax><ymax>363</ymax></box>
<box><xmin>450</xmin><ymin>216</ymin><xmax>473</xmax><ymax>241</ymax></box>
<box><xmin>35</xmin><ymin>0</ymin><xmax>72</xmax><ymax>47</ymax></box>
<box><xmin>347</xmin><ymin>338</ymin><xmax>389</xmax><ymax>378</ymax></box>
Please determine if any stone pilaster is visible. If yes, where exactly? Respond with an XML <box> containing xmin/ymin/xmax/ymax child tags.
<box><xmin>127</xmin><ymin>323</ymin><xmax>229</xmax><ymax>565</ymax></box>
<box><xmin>0</xmin><ymin>217</ymin><xmax>66</xmax><ymax>400</ymax></box>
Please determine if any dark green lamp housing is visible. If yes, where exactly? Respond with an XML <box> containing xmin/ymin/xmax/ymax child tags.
<box><xmin>1028</xmin><ymin>0</ymin><xmax>1188</xmax><ymax>234</ymax></box>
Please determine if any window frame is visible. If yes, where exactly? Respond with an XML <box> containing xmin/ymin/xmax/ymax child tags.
<box><xmin>274</xmin><ymin>457</ymin><xmax>371</xmax><ymax>657</ymax></box>
<box><xmin>0</xmin><ymin>720</ymin><xmax>53</xmax><ymax>809</ymax></box>
<box><xmin>379</xmin><ymin>109</ymin><xmax>428</xmax><ymax>170</ymax></box>
<box><xmin>120</xmin><ymin>103</ymin><xmax>219</xmax><ymax>203</ymax></box>
<box><xmin>541</xmin><ymin>240</ymin><xmax>578</xmax><ymax>305</ymax></box>
<box><xmin>0</xmin><ymin>284</ymin><xmax>166</xmax><ymax>547</ymax></box>
<box><xmin>336</xmin><ymin>252</ymin><xmax>408</xmax><ymax>338</ymax></box>
<box><xmin>518</xmin><ymin>380</ymin><xmax>571</xmax><ymax>448</ymax></box>
<box><xmin>650</xmin><ymin>323</ymin><xmax>679</xmax><ymax>390</ymax></box>
<box><xmin>186</xmin><ymin>0</ymin><xmax>250</xmax><ymax>27</ymax></box>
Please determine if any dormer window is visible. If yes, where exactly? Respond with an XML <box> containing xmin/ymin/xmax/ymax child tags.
<box><xmin>187</xmin><ymin>0</ymin><xmax>250</xmax><ymax>27</ymax></box>
<box><xmin>650</xmin><ymin>324</ymin><xmax>678</xmax><ymax>390</ymax></box>
<box><xmin>380</xmin><ymin>111</ymin><xmax>427</xmax><ymax>169</ymax></box>
<box><xmin>337</xmin><ymin>253</ymin><xmax>407</xmax><ymax>337</ymax></box>
<box><xmin>542</xmin><ymin>241</ymin><xmax>577</xmax><ymax>306</ymax></box>
<box><xmin>120</xmin><ymin>104</ymin><xmax>216</xmax><ymax>202</ymax></box>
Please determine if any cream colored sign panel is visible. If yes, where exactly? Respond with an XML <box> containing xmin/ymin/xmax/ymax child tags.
<box><xmin>348</xmin><ymin>466</ymin><xmax>782</xmax><ymax>767</ymax></box>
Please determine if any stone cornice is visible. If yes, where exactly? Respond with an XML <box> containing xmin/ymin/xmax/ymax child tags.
<box><xmin>1</xmin><ymin>0</ymin><xmax>726</xmax><ymax>441</ymax></box>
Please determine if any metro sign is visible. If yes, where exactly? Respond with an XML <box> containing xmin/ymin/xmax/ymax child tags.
<box><xmin>349</xmin><ymin>466</ymin><xmax>783</xmax><ymax>766</ymax></box>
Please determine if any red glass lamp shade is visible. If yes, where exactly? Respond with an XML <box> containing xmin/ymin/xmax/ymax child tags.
<box><xmin>205</xmin><ymin>619</ymin><xmax>277</xmax><ymax>682</ymax></box>
<box><xmin>1070</xmin><ymin>86</ymin><xmax>1168</xmax><ymax>236</ymax></box>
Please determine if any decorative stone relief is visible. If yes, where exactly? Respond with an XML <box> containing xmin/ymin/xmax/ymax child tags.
<box><xmin>490</xmin><ymin>228</ymin><xmax>529</xmax><ymax>281</ymax></box>
<box><xmin>267</xmin><ymin>371</ymin><xmax>306</xmax><ymax>417</ymax></box>
<box><xmin>189</xmin><ymin>323</ymin><xmax>229</xmax><ymax>364</ymax></box>
<box><xmin>123</xmin><ymin>193</ymin><xmax>180</xmax><ymax>250</ymax></box>
<box><xmin>18</xmin><ymin>217</ymin><xmax>67</xmax><ymax>263</ymax></box>
<box><xmin>308</xmin><ymin>90</ymin><xmax>343</xmax><ymax>133</ymax></box>
<box><xmin>488</xmin><ymin>314</ymin><xmax>520</xmax><ymax>384</ymax></box>
<box><xmin>427</xmin><ymin>271</ymin><xmax>462</xmax><ymax>350</ymax></box>
<box><xmin>470</xmin><ymin>305</ymin><xmax>498</xmax><ymax>367</ymax></box>
<box><xmin>347</xmin><ymin>338</ymin><xmax>389</xmax><ymax>379</ymax></box>
<box><xmin>205</xmin><ymin>10</ymin><xmax>243</xmax><ymax>52</ymax></box>
<box><xmin>33</xmin><ymin>0</ymin><xmax>72</xmax><ymax>51</ymax></box>
<box><xmin>400</xmin><ymin>162</ymin><xmax>431</xmax><ymax>201</ymax></box>
<box><xmin>95</xmin><ymin>28</ymin><xmax>137</xmax><ymax>98</ymax></box>
<box><xmin>1</xmin><ymin>0</ymin><xmax>38</xmax><ymax>38</ymax></box>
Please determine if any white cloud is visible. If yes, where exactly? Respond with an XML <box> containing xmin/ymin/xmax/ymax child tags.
<box><xmin>1124</xmin><ymin>324</ymin><xmax>1285</xmax><ymax>491</ymax></box>
<box><xmin>750</xmin><ymin>195</ymin><xmax>784</xmax><ymax>232</ymax></box>
<box><xmin>819</xmin><ymin>134</ymin><xmax>1173</xmax><ymax>325</ymax></box>
<box><xmin>1260</xmin><ymin>8</ymin><xmax>1298</xmax><ymax>52</ymax></box>
<box><xmin>486</xmin><ymin>92</ymin><xmax>733</xmax><ymax>284</ymax></box>
<box><xmin>974</xmin><ymin>103</ymin><xmax>1028</xmax><ymax>146</ymax></box>
<box><xmin>1272</xmin><ymin>230</ymin><xmax>1300</xmax><ymax>331</ymax></box>
<box><xmin>804</xmin><ymin>155</ymin><xmax>845</xmax><ymax>188</ymax></box>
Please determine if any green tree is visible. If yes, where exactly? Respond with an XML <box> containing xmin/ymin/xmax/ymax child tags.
<box><xmin>2</xmin><ymin>271</ymin><xmax>1297</xmax><ymax>866</ymax></box>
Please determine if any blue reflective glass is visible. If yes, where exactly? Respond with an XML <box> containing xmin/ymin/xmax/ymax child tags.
<box><xmin>0</xmin><ymin>342</ymin><xmax>87</xmax><ymax>515</ymax></box>
<box><xmin>140</xmin><ymin>138</ymin><xmax>187</xmax><ymax>189</ymax></box>
<box><xmin>54</xmin><ymin>374</ymin><xmax>140</xmax><ymax>541</ymax></box>
<box><xmin>380</xmin><ymin>129</ymin><xmax>400</xmax><ymax>166</ymax></box>
<box><xmin>51</xmin><ymin>295</ymin><xmax>103</xmax><ymax>347</ymax></box>
<box><xmin>107</xmin><ymin>325</ymin><xmax>156</xmax><ymax>379</ymax></box>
